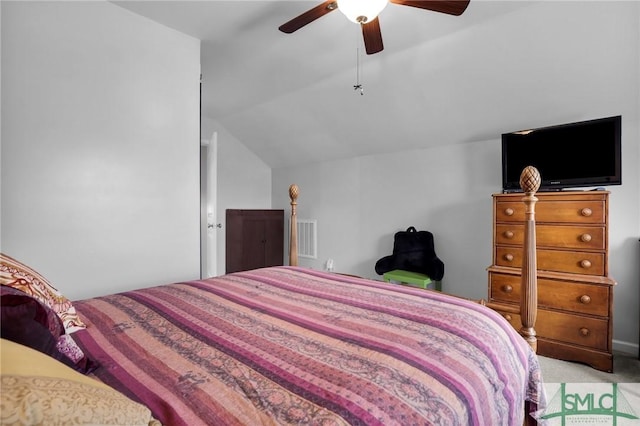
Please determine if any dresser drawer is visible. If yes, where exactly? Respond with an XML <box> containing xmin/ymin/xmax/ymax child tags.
<box><xmin>492</xmin><ymin>307</ymin><xmax>609</xmax><ymax>350</ymax></box>
<box><xmin>489</xmin><ymin>272</ymin><xmax>610</xmax><ymax>316</ymax></box>
<box><xmin>495</xmin><ymin>200</ymin><xmax>605</xmax><ymax>224</ymax></box>
<box><xmin>493</xmin><ymin>307</ymin><xmax>522</xmax><ymax>330</ymax></box>
<box><xmin>495</xmin><ymin>224</ymin><xmax>605</xmax><ymax>250</ymax></box>
<box><xmin>540</xmin><ymin>309</ymin><xmax>609</xmax><ymax>350</ymax></box>
<box><xmin>495</xmin><ymin>246</ymin><xmax>605</xmax><ymax>275</ymax></box>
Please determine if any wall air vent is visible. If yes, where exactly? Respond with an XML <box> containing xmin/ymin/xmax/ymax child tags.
<box><xmin>296</xmin><ymin>219</ymin><xmax>317</xmax><ymax>259</ymax></box>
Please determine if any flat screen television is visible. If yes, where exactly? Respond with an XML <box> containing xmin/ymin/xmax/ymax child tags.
<box><xmin>501</xmin><ymin>115</ymin><xmax>622</xmax><ymax>192</ymax></box>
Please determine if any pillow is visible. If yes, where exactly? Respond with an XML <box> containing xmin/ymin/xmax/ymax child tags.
<box><xmin>1</xmin><ymin>285</ymin><xmax>98</xmax><ymax>374</ymax></box>
<box><xmin>0</xmin><ymin>285</ymin><xmax>65</xmax><ymax>338</ymax></box>
<box><xmin>0</xmin><ymin>253</ymin><xmax>86</xmax><ymax>333</ymax></box>
<box><xmin>1</xmin><ymin>338</ymin><xmax>161</xmax><ymax>426</ymax></box>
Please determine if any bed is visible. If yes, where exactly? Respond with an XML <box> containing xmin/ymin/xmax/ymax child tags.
<box><xmin>1</xmin><ymin>167</ymin><xmax>545</xmax><ymax>425</ymax></box>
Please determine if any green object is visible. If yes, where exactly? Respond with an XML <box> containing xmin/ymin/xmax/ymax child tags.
<box><xmin>383</xmin><ymin>269</ymin><xmax>441</xmax><ymax>291</ymax></box>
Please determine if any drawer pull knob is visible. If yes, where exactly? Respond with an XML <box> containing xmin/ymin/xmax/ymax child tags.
<box><xmin>580</xmin><ymin>259</ymin><xmax>592</xmax><ymax>269</ymax></box>
<box><xmin>502</xmin><ymin>284</ymin><xmax>513</xmax><ymax>293</ymax></box>
<box><xmin>504</xmin><ymin>253</ymin><xmax>514</xmax><ymax>262</ymax></box>
<box><xmin>580</xmin><ymin>233</ymin><xmax>592</xmax><ymax>242</ymax></box>
<box><xmin>503</xmin><ymin>231</ymin><xmax>514</xmax><ymax>239</ymax></box>
<box><xmin>579</xmin><ymin>327</ymin><xmax>590</xmax><ymax>337</ymax></box>
<box><xmin>580</xmin><ymin>295</ymin><xmax>591</xmax><ymax>304</ymax></box>
<box><xmin>580</xmin><ymin>208</ymin><xmax>593</xmax><ymax>217</ymax></box>
<box><xmin>504</xmin><ymin>314</ymin><xmax>512</xmax><ymax>321</ymax></box>
<box><xmin>504</xmin><ymin>208</ymin><xmax>514</xmax><ymax>216</ymax></box>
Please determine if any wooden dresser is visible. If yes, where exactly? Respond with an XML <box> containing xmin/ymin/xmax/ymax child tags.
<box><xmin>487</xmin><ymin>191</ymin><xmax>616</xmax><ymax>372</ymax></box>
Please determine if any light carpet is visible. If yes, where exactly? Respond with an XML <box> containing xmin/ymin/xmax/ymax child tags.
<box><xmin>537</xmin><ymin>351</ymin><xmax>640</xmax><ymax>383</ymax></box>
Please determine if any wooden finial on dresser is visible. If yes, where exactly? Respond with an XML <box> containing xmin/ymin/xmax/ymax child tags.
<box><xmin>289</xmin><ymin>184</ymin><xmax>299</xmax><ymax>267</ymax></box>
<box><xmin>519</xmin><ymin>166</ymin><xmax>540</xmax><ymax>352</ymax></box>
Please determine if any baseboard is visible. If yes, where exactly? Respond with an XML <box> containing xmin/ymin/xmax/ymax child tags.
<box><xmin>613</xmin><ymin>339</ymin><xmax>639</xmax><ymax>356</ymax></box>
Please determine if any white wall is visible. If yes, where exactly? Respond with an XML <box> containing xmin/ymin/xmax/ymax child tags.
<box><xmin>201</xmin><ymin>117</ymin><xmax>272</xmax><ymax>275</ymax></box>
<box><xmin>273</xmin><ymin>140</ymin><xmax>499</xmax><ymax>299</ymax></box>
<box><xmin>0</xmin><ymin>2</ymin><xmax>3</xmax><ymax>248</ymax></box>
<box><xmin>1</xmin><ymin>2</ymin><xmax>201</xmax><ymax>300</ymax></box>
<box><xmin>273</xmin><ymin>2</ymin><xmax>640</xmax><ymax>353</ymax></box>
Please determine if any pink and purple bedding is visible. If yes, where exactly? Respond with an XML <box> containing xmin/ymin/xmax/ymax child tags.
<box><xmin>72</xmin><ymin>266</ymin><xmax>545</xmax><ymax>425</ymax></box>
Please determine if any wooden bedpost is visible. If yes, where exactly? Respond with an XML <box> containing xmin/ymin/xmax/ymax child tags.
<box><xmin>519</xmin><ymin>166</ymin><xmax>541</xmax><ymax>352</ymax></box>
<box><xmin>289</xmin><ymin>184</ymin><xmax>299</xmax><ymax>267</ymax></box>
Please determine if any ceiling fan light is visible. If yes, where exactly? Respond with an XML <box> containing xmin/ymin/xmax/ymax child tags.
<box><xmin>338</xmin><ymin>0</ymin><xmax>388</xmax><ymax>24</ymax></box>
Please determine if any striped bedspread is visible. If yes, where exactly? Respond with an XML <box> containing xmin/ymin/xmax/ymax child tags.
<box><xmin>72</xmin><ymin>266</ymin><xmax>545</xmax><ymax>426</ymax></box>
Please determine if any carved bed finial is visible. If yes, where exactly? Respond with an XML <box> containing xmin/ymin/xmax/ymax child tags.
<box><xmin>519</xmin><ymin>166</ymin><xmax>540</xmax><ymax>353</ymax></box>
<box><xmin>289</xmin><ymin>185</ymin><xmax>299</xmax><ymax>267</ymax></box>
<box><xmin>289</xmin><ymin>184</ymin><xmax>299</xmax><ymax>203</ymax></box>
<box><xmin>519</xmin><ymin>166</ymin><xmax>541</xmax><ymax>194</ymax></box>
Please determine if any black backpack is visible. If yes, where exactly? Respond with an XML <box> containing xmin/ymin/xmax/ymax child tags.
<box><xmin>375</xmin><ymin>226</ymin><xmax>444</xmax><ymax>281</ymax></box>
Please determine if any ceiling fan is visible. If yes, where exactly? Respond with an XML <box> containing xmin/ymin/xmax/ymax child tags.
<box><xmin>279</xmin><ymin>0</ymin><xmax>471</xmax><ymax>55</ymax></box>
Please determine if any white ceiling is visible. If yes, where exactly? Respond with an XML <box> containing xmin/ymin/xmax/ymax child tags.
<box><xmin>112</xmin><ymin>1</ymin><xmax>568</xmax><ymax>168</ymax></box>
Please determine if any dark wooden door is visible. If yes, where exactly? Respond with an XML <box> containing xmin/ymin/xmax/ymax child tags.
<box><xmin>226</xmin><ymin>209</ymin><xmax>284</xmax><ymax>273</ymax></box>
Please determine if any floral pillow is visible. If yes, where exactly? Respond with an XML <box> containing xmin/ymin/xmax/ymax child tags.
<box><xmin>0</xmin><ymin>253</ymin><xmax>86</xmax><ymax>333</ymax></box>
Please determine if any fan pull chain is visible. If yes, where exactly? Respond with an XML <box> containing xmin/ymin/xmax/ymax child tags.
<box><xmin>354</xmin><ymin>46</ymin><xmax>364</xmax><ymax>95</ymax></box>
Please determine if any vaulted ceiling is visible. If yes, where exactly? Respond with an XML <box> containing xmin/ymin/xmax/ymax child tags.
<box><xmin>113</xmin><ymin>1</ymin><xmax>589</xmax><ymax>169</ymax></box>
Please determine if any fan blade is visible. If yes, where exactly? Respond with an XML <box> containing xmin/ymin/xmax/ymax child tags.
<box><xmin>389</xmin><ymin>0</ymin><xmax>470</xmax><ymax>16</ymax></box>
<box><xmin>279</xmin><ymin>1</ymin><xmax>338</xmax><ymax>34</ymax></box>
<box><xmin>362</xmin><ymin>18</ymin><xmax>384</xmax><ymax>55</ymax></box>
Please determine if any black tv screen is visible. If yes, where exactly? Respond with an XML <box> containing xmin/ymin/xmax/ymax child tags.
<box><xmin>501</xmin><ymin>115</ymin><xmax>622</xmax><ymax>191</ymax></box>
